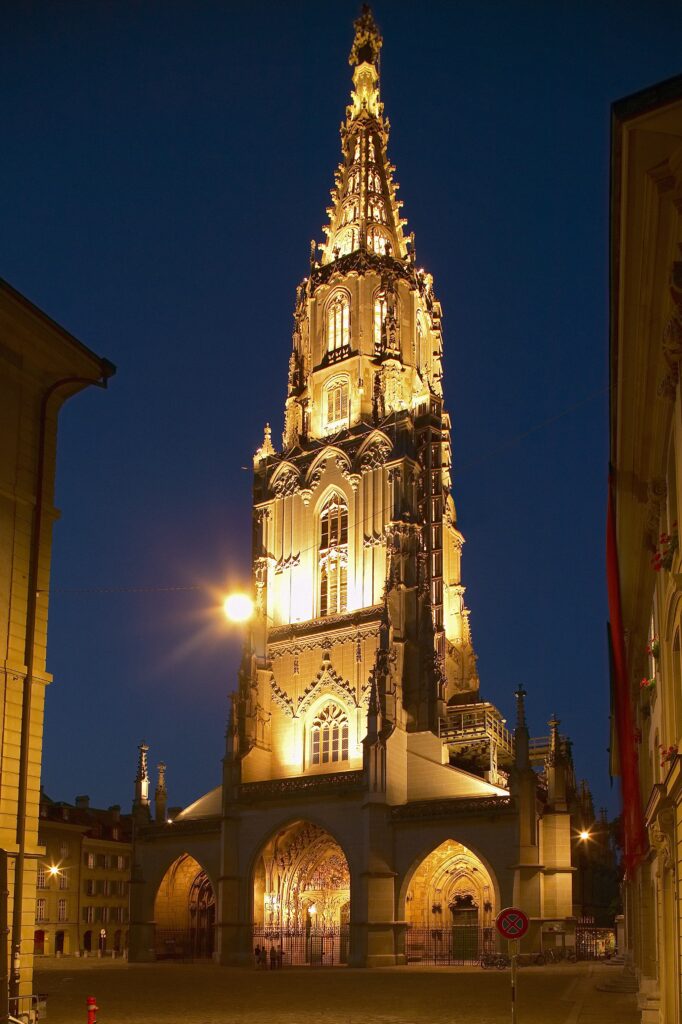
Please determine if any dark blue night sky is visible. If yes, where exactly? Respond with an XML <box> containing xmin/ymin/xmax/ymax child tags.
<box><xmin>2</xmin><ymin>1</ymin><xmax>681</xmax><ymax>815</ymax></box>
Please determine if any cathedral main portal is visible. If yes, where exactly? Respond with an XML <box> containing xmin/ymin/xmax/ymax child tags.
<box><xmin>252</xmin><ymin>820</ymin><xmax>350</xmax><ymax>966</ymax></box>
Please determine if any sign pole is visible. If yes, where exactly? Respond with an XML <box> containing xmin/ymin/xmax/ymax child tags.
<box><xmin>510</xmin><ymin>938</ymin><xmax>519</xmax><ymax>1024</ymax></box>
<box><xmin>495</xmin><ymin>907</ymin><xmax>528</xmax><ymax>1024</ymax></box>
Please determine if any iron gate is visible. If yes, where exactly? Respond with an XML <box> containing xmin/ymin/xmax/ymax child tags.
<box><xmin>252</xmin><ymin>925</ymin><xmax>349</xmax><ymax>966</ymax></box>
<box><xmin>405</xmin><ymin>926</ymin><xmax>499</xmax><ymax>965</ymax></box>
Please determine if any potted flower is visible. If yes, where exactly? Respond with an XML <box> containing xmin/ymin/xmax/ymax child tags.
<box><xmin>640</xmin><ymin>676</ymin><xmax>656</xmax><ymax>692</ymax></box>
<box><xmin>651</xmin><ymin>522</ymin><xmax>678</xmax><ymax>572</ymax></box>
<box><xmin>659</xmin><ymin>743</ymin><xmax>678</xmax><ymax>768</ymax></box>
<box><xmin>647</xmin><ymin>636</ymin><xmax>660</xmax><ymax>660</ymax></box>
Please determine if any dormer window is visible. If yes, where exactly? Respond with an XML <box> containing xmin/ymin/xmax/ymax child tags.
<box><xmin>327</xmin><ymin>292</ymin><xmax>350</xmax><ymax>353</ymax></box>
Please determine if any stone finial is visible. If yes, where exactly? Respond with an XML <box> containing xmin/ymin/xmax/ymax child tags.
<box><xmin>254</xmin><ymin>422</ymin><xmax>276</xmax><ymax>464</ymax></box>
<box><xmin>349</xmin><ymin>5</ymin><xmax>382</xmax><ymax>67</ymax></box>
<box><xmin>514</xmin><ymin>685</ymin><xmax>527</xmax><ymax>728</ymax></box>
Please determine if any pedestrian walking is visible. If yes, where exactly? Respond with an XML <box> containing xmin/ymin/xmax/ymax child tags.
<box><xmin>254</xmin><ymin>944</ymin><xmax>260</xmax><ymax>967</ymax></box>
<box><xmin>270</xmin><ymin>943</ymin><xmax>277</xmax><ymax>969</ymax></box>
<box><xmin>259</xmin><ymin>946</ymin><xmax>267</xmax><ymax>969</ymax></box>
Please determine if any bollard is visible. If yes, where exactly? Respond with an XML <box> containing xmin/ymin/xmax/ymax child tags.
<box><xmin>87</xmin><ymin>995</ymin><xmax>98</xmax><ymax>1024</ymax></box>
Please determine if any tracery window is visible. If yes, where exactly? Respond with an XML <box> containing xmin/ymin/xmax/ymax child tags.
<box><xmin>326</xmin><ymin>379</ymin><xmax>349</xmax><ymax>427</ymax></box>
<box><xmin>368</xmin><ymin>226</ymin><xmax>390</xmax><ymax>255</ymax></box>
<box><xmin>368</xmin><ymin>198</ymin><xmax>385</xmax><ymax>223</ymax></box>
<box><xmin>374</xmin><ymin>292</ymin><xmax>387</xmax><ymax>352</ymax></box>
<box><xmin>327</xmin><ymin>292</ymin><xmax>350</xmax><ymax>353</ymax></box>
<box><xmin>310</xmin><ymin>704</ymin><xmax>350</xmax><ymax>765</ymax></box>
<box><xmin>319</xmin><ymin>494</ymin><xmax>348</xmax><ymax>616</ymax></box>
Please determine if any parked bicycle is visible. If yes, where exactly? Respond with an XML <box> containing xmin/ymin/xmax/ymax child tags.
<box><xmin>480</xmin><ymin>952</ymin><xmax>509</xmax><ymax>969</ymax></box>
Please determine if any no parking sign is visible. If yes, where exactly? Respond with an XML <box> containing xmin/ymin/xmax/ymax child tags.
<box><xmin>496</xmin><ymin>906</ymin><xmax>529</xmax><ymax>940</ymax></box>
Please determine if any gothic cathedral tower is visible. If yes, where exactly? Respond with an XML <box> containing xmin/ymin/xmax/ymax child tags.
<box><xmin>234</xmin><ymin>5</ymin><xmax>479</xmax><ymax>791</ymax></box>
<box><xmin>130</xmin><ymin>8</ymin><xmax>578</xmax><ymax>970</ymax></box>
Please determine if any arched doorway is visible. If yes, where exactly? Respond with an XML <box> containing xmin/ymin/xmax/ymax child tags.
<box><xmin>252</xmin><ymin>820</ymin><xmax>350</xmax><ymax>966</ymax></box>
<box><xmin>154</xmin><ymin>853</ymin><xmax>216</xmax><ymax>959</ymax></box>
<box><xmin>402</xmin><ymin>839</ymin><xmax>498</xmax><ymax>964</ymax></box>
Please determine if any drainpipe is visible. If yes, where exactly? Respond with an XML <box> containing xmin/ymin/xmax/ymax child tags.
<box><xmin>9</xmin><ymin>369</ymin><xmax>114</xmax><ymax>1007</ymax></box>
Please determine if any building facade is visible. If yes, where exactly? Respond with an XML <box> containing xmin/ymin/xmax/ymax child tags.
<box><xmin>130</xmin><ymin>8</ymin><xmax>584</xmax><ymax>968</ymax></box>
<box><xmin>609</xmin><ymin>75</ymin><xmax>682</xmax><ymax>1023</ymax></box>
<box><xmin>0</xmin><ymin>279</ymin><xmax>114</xmax><ymax>1003</ymax></box>
<box><xmin>35</xmin><ymin>794</ymin><xmax>132</xmax><ymax>958</ymax></box>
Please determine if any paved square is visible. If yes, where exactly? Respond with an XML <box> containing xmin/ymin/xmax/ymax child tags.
<box><xmin>35</xmin><ymin>960</ymin><xmax>638</xmax><ymax>1024</ymax></box>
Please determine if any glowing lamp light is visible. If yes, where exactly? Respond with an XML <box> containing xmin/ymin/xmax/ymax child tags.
<box><xmin>48</xmin><ymin>865</ymin><xmax>60</xmax><ymax>877</ymax></box>
<box><xmin>223</xmin><ymin>594</ymin><xmax>254</xmax><ymax>623</ymax></box>
<box><xmin>579</xmin><ymin>830</ymin><xmax>591</xmax><ymax>842</ymax></box>
<box><xmin>308</xmin><ymin>904</ymin><xmax>317</xmax><ymax>916</ymax></box>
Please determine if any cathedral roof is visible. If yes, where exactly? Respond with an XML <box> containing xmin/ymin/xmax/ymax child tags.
<box><xmin>318</xmin><ymin>6</ymin><xmax>411</xmax><ymax>267</ymax></box>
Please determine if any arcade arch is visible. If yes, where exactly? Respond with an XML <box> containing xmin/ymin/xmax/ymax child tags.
<box><xmin>154</xmin><ymin>853</ymin><xmax>216</xmax><ymax>959</ymax></box>
<box><xmin>252</xmin><ymin>820</ymin><xmax>351</xmax><ymax>965</ymax></box>
<box><xmin>403</xmin><ymin>838</ymin><xmax>497</xmax><ymax>928</ymax></box>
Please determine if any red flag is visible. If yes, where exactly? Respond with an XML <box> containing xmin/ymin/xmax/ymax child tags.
<box><xmin>606</xmin><ymin>469</ymin><xmax>647</xmax><ymax>875</ymax></box>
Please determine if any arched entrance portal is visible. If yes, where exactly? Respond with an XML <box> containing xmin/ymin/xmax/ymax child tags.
<box><xmin>154</xmin><ymin>854</ymin><xmax>216</xmax><ymax>959</ymax></box>
<box><xmin>403</xmin><ymin>839</ymin><xmax>498</xmax><ymax>964</ymax></box>
<box><xmin>252</xmin><ymin>820</ymin><xmax>350</xmax><ymax>966</ymax></box>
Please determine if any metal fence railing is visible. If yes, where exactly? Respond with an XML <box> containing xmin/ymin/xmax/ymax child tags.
<box><xmin>252</xmin><ymin>925</ymin><xmax>349</xmax><ymax>967</ymax></box>
<box><xmin>404</xmin><ymin>926</ymin><xmax>500</xmax><ymax>965</ymax></box>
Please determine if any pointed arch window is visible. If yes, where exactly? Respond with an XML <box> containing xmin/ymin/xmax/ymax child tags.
<box><xmin>310</xmin><ymin>704</ymin><xmax>350</xmax><ymax>765</ymax></box>
<box><xmin>327</xmin><ymin>292</ymin><xmax>350</xmax><ymax>353</ymax></box>
<box><xmin>374</xmin><ymin>292</ymin><xmax>387</xmax><ymax>353</ymax></box>
<box><xmin>319</xmin><ymin>493</ymin><xmax>348</xmax><ymax>617</ymax></box>
<box><xmin>325</xmin><ymin>377</ymin><xmax>349</xmax><ymax>429</ymax></box>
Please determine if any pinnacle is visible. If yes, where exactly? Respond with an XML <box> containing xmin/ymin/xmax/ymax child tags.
<box><xmin>316</xmin><ymin>9</ymin><xmax>411</xmax><ymax>268</ymax></box>
<box><xmin>349</xmin><ymin>5</ymin><xmax>382</xmax><ymax>67</ymax></box>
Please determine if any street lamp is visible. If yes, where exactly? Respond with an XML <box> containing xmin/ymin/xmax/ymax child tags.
<box><xmin>223</xmin><ymin>593</ymin><xmax>254</xmax><ymax>623</ymax></box>
<box><xmin>577</xmin><ymin>829</ymin><xmax>591</xmax><ymax>920</ymax></box>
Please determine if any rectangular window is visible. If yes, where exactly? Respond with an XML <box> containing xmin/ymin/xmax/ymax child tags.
<box><xmin>117</xmin><ymin>856</ymin><xmax>125</xmax><ymax>871</ymax></box>
<box><xmin>35</xmin><ymin>899</ymin><xmax>46</xmax><ymax>923</ymax></box>
<box><xmin>37</xmin><ymin>866</ymin><xmax>46</xmax><ymax>889</ymax></box>
<box><xmin>331</xmin><ymin>726</ymin><xmax>339</xmax><ymax>762</ymax></box>
<box><xmin>85</xmin><ymin>880</ymin><xmax>96</xmax><ymax>897</ymax></box>
<box><xmin>59</xmin><ymin>870</ymin><xmax>68</xmax><ymax>890</ymax></box>
<box><xmin>59</xmin><ymin>842</ymin><xmax>69</xmax><ymax>858</ymax></box>
<box><xmin>85</xmin><ymin>853</ymin><xmax>95</xmax><ymax>869</ymax></box>
<box><xmin>312</xmin><ymin>731</ymin><xmax>320</xmax><ymax>765</ymax></box>
<box><xmin>103</xmin><ymin>880</ymin><xmax>111</xmax><ymax>896</ymax></box>
<box><xmin>83</xmin><ymin>906</ymin><xmax>95</xmax><ymax>923</ymax></box>
<box><xmin>101</xmin><ymin>907</ymin><xmax>110</xmax><ymax>924</ymax></box>
<box><xmin>341</xmin><ymin>724</ymin><xmax>349</xmax><ymax>761</ymax></box>
<box><xmin>322</xmin><ymin>729</ymin><xmax>330</xmax><ymax>763</ymax></box>
<box><xmin>58</xmin><ymin>899</ymin><xmax>67</xmax><ymax>922</ymax></box>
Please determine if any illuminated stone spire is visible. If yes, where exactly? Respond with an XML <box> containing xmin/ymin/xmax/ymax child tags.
<box><xmin>154</xmin><ymin>762</ymin><xmax>167</xmax><ymax>824</ymax></box>
<box><xmin>319</xmin><ymin>6</ymin><xmax>410</xmax><ymax>266</ymax></box>
<box><xmin>133</xmin><ymin>741</ymin><xmax>151</xmax><ymax>824</ymax></box>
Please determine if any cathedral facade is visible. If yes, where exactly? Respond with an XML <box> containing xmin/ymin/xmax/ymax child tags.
<box><xmin>130</xmin><ymin>8</ymin><xmax>578</xmax><ymax>967</ymax></box>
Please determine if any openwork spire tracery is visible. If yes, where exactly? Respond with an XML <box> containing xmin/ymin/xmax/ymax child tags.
<box><xmin>319</xmin><ymin>7</ymin><xmax>409</xmax><ymax>266</ymax></box>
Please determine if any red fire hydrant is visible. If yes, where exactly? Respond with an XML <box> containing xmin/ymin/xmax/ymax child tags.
<box><xmin>87</xmin><ymin>995</ymin><xmax>98</xmax><ymax>1024</ymax></box>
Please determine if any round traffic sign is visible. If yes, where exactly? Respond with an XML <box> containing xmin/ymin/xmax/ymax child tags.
<box><xmin>495</xmin><ymin>906</ymin><xmax>529</xmax><ymax>939</ymax></box>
